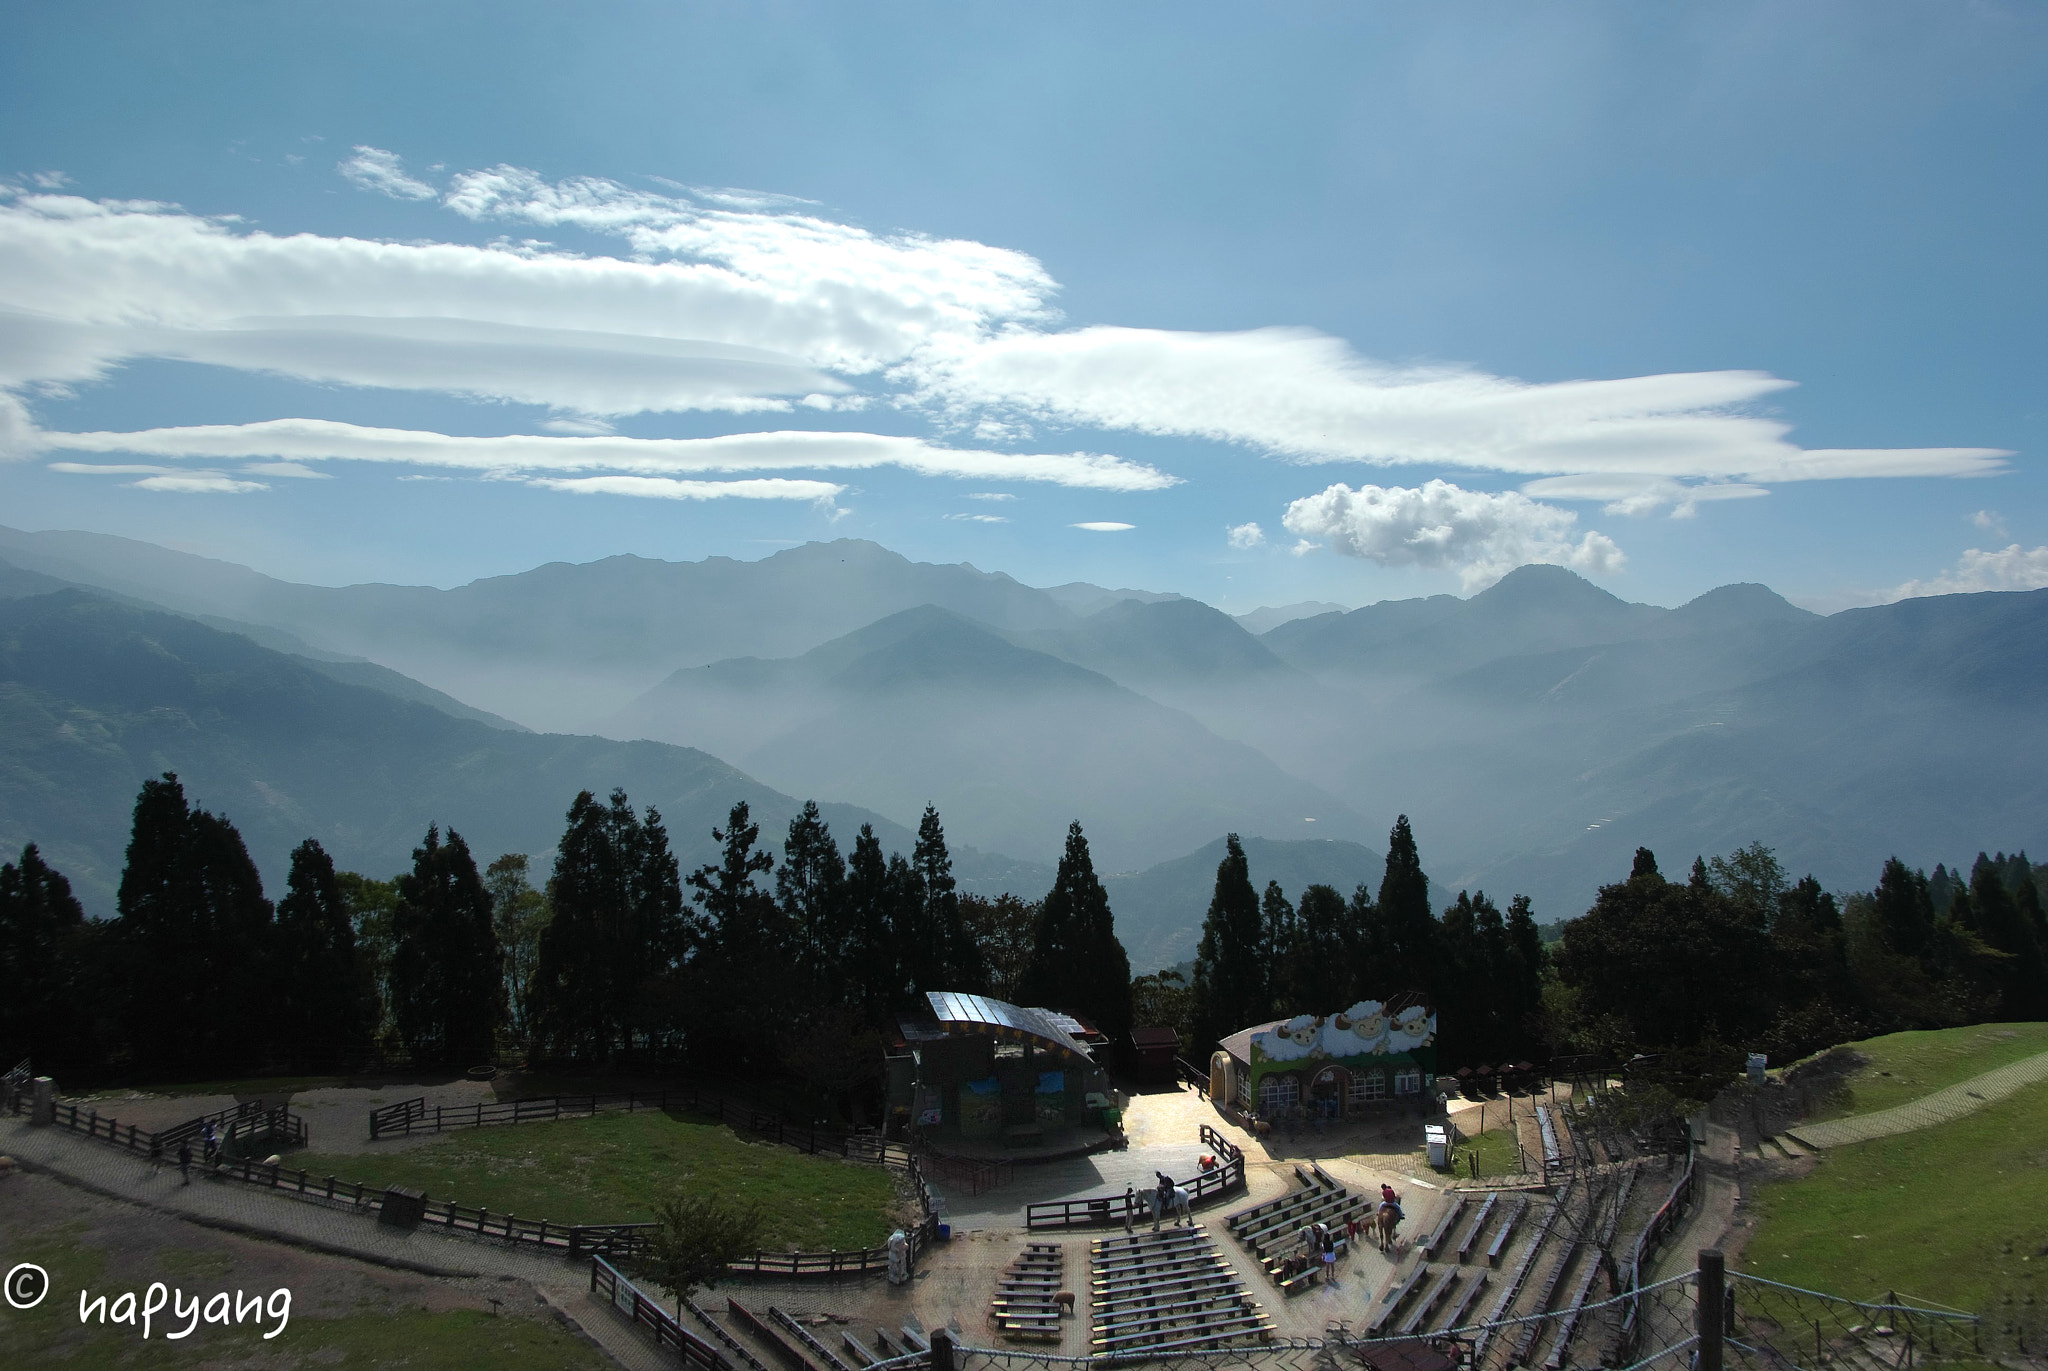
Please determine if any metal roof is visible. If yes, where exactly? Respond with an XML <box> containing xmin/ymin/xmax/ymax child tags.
<box><xmin>922</xmin><ymin>992</ymin><xmax>1095</xmax><ymax>1059</ymax></box>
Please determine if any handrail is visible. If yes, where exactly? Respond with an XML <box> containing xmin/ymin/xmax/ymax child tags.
<box><xmin>590</xmin><ymin>1254</ymin><xmax>729</xmax><ymax>1371</ymax></box>
<box><xmin>1027</xmin><ymin>1133</ymin><xmax>1246</xmax><ymax>1229</ymax></box>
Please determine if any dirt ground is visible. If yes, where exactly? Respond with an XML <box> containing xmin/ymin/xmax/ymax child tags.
<box><xmin>0</xmin><ymin>1168</ymin><xmax>610</xmax><ymax>1367</ymax></box>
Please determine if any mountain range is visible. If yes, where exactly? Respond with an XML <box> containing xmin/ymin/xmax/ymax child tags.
<box><xmin>3</xmin><ymin>524</ymin><xmax>2042</xmax><ymax>972</ymax></box>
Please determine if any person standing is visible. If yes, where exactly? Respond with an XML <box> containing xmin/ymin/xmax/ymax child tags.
<box><xmin>177</xmin><ymin>1140</ymin><xmax>192</xmax><ymax>1185</ymax></box>
<box><xmin>148</xmin><ymin>1136</ymin><xmax>163</xmax><ymax>1177</ymax></box>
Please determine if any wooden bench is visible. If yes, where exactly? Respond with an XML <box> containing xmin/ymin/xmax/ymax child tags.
<box><xmin>1395</xmin><ymin>1269</ymin><xmax>1460</xmax><ymax>1337</ymax></box>
<box><xmin>1366</xmin><ymin>1264</ymin><xmax>1432</xmax><ymax>1336</ymax></box>
<box><xmin>1456</xmin><ymin>1193</ymin><xmax>1499</xmax><ymax>1265</ymax></box>
<box><xmin>1420</xmin><ymin>1196</ymin><xmax>1469</xmax><ymax>1261</ymax></box>
<box><xmin>1439</xmin><ymin>1270</ymin><xmax>1490</xmax><ymax>1331</ymax></box>
<box><xmin>1485</xmin><ymin>1195</ymin><xmax>1529</xmax><ymax>1267</ymax></box>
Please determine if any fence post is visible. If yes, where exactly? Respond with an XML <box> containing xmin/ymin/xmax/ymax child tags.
<box><xmin>1698</xmin><ymin>1249</ymin><xmax>1725</xmax><ymax>1371</ymax></box>
<box><xmin>931</xmin><ymin>1329</ymin><xmax>955</xmax><ymax>1371</ymax></box>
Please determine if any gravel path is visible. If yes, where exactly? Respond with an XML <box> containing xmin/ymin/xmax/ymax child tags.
<box><xmin>0</xmin><ymin>1113</ymin><xmax>670</xmax><ymax>1370</ymax></box>
<box><xmin>1783</xmin><ymin>1047</ymin><xmax>2048</xmax><ymax>1149</ymax></box>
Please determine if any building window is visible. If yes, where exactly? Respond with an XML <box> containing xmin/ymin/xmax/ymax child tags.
<box><xmin>1350</xmin><ymin>1070</ymin><xmax>1386</xmax><ymax>1104</ymax></box>
<box><xmin>1394</xmin><ymin>1069</ymin><xmax>1422</xmax><ymax>1096</ymax></box>
<box><xmin>1236</xmin><ymin>1071</ymin><xmax>1251</xmax><ymax>1109</ymax></box>
<box><xmin>1258</xmin><ymin>1076</ymin><xmax>1299</xmax><ymax>1116</ymax></box>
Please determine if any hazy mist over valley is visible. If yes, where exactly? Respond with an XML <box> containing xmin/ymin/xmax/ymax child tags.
<box><xmin>4</xmin><ymin>526</ymin><xmax>2042</xmax><ymax>969</ymax></box>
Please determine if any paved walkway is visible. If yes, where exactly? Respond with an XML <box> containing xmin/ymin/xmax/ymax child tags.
<box><xmin>0</xmin><ymin>1113</ymin><xmax>670</xmax><ymax>1370</ymax></box>
<box><xmin>1783</xmin><ymin>1047</ymin><xmax>2048</xmax><ymax>1149</ymax></box>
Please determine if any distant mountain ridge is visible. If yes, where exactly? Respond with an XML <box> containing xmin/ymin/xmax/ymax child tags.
<box><xmin>6</xmin><ymin>526</ymin><xmax>2042</xmax><ymax>944</ymax></box>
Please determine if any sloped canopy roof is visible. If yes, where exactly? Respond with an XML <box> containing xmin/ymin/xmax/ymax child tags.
<box><xmin>920</xmin><ymin>991</ymin><xmax>1096</xmax><ymax>1060</ymax></box>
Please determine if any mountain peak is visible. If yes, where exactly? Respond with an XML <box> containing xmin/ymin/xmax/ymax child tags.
<box><xmin>1671</xmin><ymin>582</ymin><xmax>1817</xmax><ymax>630</ymax></box>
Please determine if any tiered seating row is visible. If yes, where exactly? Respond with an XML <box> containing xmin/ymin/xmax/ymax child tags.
<box><xmin>989</xmin><ymin>1241</ymin><xmax>1068</xmax><ymax>1342</ymax></box>
<box><xmin>1224</xmin><ymin>1165</ymin><xmax>1370</xmax><ymax>1293</ymax></box>
<box><xmin>1089</xmin><ymin>1227</ymin><xmax>1270</xmax><ymax>1353</ymax></box>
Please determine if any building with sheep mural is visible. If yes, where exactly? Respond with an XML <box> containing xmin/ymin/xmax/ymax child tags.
<box><xmin>1210</xmin><ymin>998</ymin><xmax>1439</xmax><ymax>1122</ymax></box>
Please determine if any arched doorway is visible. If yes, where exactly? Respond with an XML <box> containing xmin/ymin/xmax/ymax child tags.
<box><xmin>1309</xmin><ymin>1064</ymin><xmax>1349</xmax><ymax>1121</ymax></box>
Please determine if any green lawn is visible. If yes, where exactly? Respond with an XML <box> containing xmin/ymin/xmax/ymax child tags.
<box><xmin>1795</xmin><ymin>1022</ymin><xmax>2048</xmax><ymax>1122</ymax></box>
<box><xmin>293</xmin><ymin>1109</ymin><xmax>902</xmax><ymax>1251</ymax></box>
<box><xmin>1743</xmin><ymin>1066</ymin><xmax>2048</xmax><ymax>1322</ymax></box>
<box><xmin>1447</xmin><ymin>1123</ymin><xmax>1528</xmax><ymax>1180</ymax></box>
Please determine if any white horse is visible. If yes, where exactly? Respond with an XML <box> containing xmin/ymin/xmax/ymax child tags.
<box><xmin>1138</xmin><ymin>1185</ymin><xmax>1194</xmax><ymax>1231</ymax></box>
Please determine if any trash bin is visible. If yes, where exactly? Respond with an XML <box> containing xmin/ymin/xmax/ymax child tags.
<box><xmin>1424</xmin><ymin>1124</ymin><xmax>1449</xmax><ymax>1169</ymax></box>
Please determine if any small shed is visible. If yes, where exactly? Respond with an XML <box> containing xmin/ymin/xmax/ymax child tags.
<box><xmin>1129</xmin><ymin>1026</ymin><xmax>1180</xmax><ymax>1077</ymax></box>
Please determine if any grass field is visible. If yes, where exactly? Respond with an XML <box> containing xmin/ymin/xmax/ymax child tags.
<box><xmin>1796</xmin><ymin>1021</ymin><xmax>2048</xmax><ymax>1122</ymax></box>
<box><xmin>1744</xmin><ymin>1023</ymin><xmax>2048</xmax><ymax>1324</ymax></box>
<box><xmin>292</xmin><ymin>1108</ymin><xmax>903</xmax><ymax>1250</ymax></box>
<box><xmin>1447</xmin><ymin>1122</ymin><xmax>1528</xmax><ymax>1180</ymax></box>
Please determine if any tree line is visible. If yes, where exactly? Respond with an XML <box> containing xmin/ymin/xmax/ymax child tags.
<box><xmin>0</xmin><ymin>775</ymin><xmax>1131</xmax><ymax>1117</ymax></box>
<box><xmin>1186</xmin><ymin>818</ymin><xmax>1547</xmax><ymax>1070</ymax></box>
<box><xmin>1550</xmin><ymin>842</ymin><xmax>2048</xmax><ymax>1087</ymax></box>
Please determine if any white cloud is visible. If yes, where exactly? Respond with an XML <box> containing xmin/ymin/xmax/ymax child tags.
<box><xmin>1519</xmin><ymin>474</ymin><xmax>1769</xmax><ymax>518</ymax></box>
<box><xmin>913</xmin><ymin>324</ymin><xmax>2009</xmax><ymax>487</ymax></box>
<box><xmin>1281</xmin><ymin>479</ymin><xmax>1624</xmax><ymax>590</ymax></box>
<box><xmin>1892</xmin><ymin>544</ymin><xmax>2048</xmax><ymax>599</ymax></box>
<box><xmin>241</xmin><ymin>461</ymin><xmax>330</xmax><ymax>479</ymax></box>
<box><xmin>541</xmin><ymin>415</ymin><xmax>616</xmax><ymax>436</ymax></box>
<box><xmin>34</xmin><ymin>417</ymin><xmax>1178</xmax><ymax>491</ymax></box>
<box><xmin>965</xmin><ymin>491</ymin><xmax>1016</xmax><ymax>501</ymax></box>
<box><xmin>1227</xmin><ymin>521</ymin><xmax>1265</xmax><ymax>549</ymax></box>
<box><xmin>0</xmin><ymin>163</ymin><xmax>2008</xmax><ymax>512</ymax></box>
<box><xmin>30</xmin><ymin>172</ymin><xmax>71</xmax><ymax>190</ymax></box>
<box><xmin>1970</xmin><ymin>509</ymin><xmax>2008</xmax><ymax>538</ymax></box>
<box><xmin>130</xmin><ymin>473</ymin><xmax>269</xmax><ymax>494</ymax></box>
<box><xmin>1073</xmin><ymin>521</ymin><xmax>1135</xmax><ymax>532</ymax></box>
<box><xmin>945</xmin><ymin>512</ymin><xmax>1008</xmax><ymax>523</ymax></box>
<box><xmin>338</xmin><ymin>147</ymin><xmax>438</xmax><ymax>201</ymax></box>
<box><xmin>526</xmin><ymin>475</ymin><xmax>843</xmax><ymax>502</ymax></box>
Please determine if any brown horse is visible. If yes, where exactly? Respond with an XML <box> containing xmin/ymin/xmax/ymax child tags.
<box><xmin>1375</xmin><ymin>1200</ymin><xmax>1402</xmax><ymax>1253</ymax></box>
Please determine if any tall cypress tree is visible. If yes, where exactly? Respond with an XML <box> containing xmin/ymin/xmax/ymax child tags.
<box><xmin>843</xmin><ymin>823</ymin><xmax>902</xmax><ymax>1027</ymax></box>
<box><xmin>1870</xmin><ymin>858</ymin><xmax>1936</xmax><ymax>959</ymax></box>
<box><xmin>530</xmin><ymin>790</ymin><xmax>688</xmax><ymax>1062</ymax></box>
<box><xmin>1291</xmin><ymin>884</ymin><xmax>1354</xmax><ymax>1011</ymax></box>
<box><xmin>1501</xmin><ymin>894</ymin><xmax>1544</xmax><ymax>1063</ymax></box>
<box><xmin>0</xmin><ymin>844</ymin><xmax>94</xmax><ymax>1069</ymax></box>
<box><xmin>1373</xmin><ymin>815</ymin><xmax>1434</xmax><ymax>995</ymax></box>
<box><xmin>1260</xmin><ymin>880</ymin><xmax>1298</xmax><ymax>1017</ymax></box>
<box><xmin>1191</xmin><ymin>834</ymin><xmax>1263</xmax><ymax>1051</ymax></box>
<box><xmin>686</xmin><ymin>802</ymin><xmax>782</xmax><ymax>1068</ymax></box>
<box><xmin>1966</xmin><ymin>853</ymin><xmax>2047</xmax><ymax>1017</ymax></box>
<box><xmin>1017</xmin><ymin>822</ymin><xmax>1132</xmax><ymax>1049</ymax></box>
<box><xmin>391</xmin><ymin>825</ymin><xmax>503</xmax><ymax>1064</ymax></box>
<box><xmin>779</xmin><ymin>801</ymin><xmax>849</xmax><ymax>1001</ymax></box>
<box><xmin>274</xmin><ymin>839</ymin><xmax>375</xmax><ymax>1067</ymax></box>
<box><xmin>113</xmin><ymin>774</ymin><xmax>274</xmax><ymax>1075</ymax></box>
<box><xmin>914</xmin><ymin>806</ymin><xmax>986</xmax><ymax>993</ymax></box>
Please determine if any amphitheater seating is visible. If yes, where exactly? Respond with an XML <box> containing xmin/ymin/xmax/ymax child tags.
<box><xmin>1456</xmin><ymin>1192</ymin><xmax>1499</xmax><ymax>1265</ymax></box>
<box><xmin>1089</xmin><ymin>1226</ymin><xmax>1270</xmax><ymax>1353</ymax></box>
<box><xmin>1225</xmin><ymin>1164</ymin><xmax>1374</xmax><ymax>1288</ymax></box>
<box><xmin>990</xmin><ymin>1241</ymin><xmax>1068</xmax><ymax>1341</ymax></box>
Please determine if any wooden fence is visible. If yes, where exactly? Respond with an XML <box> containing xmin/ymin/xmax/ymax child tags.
<box><xmin>37</xmin><ymin>1098</ymin><xmax>306</xmax><ymax>1159</ymax></box>
<box><xmin>368</xmin><ymin>1087</ymin><xmax>910</xmax><ymax>1170</ymax></box>
<box><xmin>1023</xmin><ymin>1124</ymin><xmax>1246</xmax><ymax>1230</ymax></box>
<box><xmin>1616</xmin><ymin>1135</ymin><xmax>1699</xmax><ymax>1360</ymax></box>
<box><xmin>590</xmin><ymin>1253</ymin><xmax>730</xmax><ymax>1371</ymax></box>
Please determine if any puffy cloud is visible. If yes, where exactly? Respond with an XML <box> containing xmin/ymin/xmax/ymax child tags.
<box><xmin>34</xmin><ymin>417</ymin><xmax>1179</xmax><ymax>491</ymax></box>
<box><xmin>1281</xmin><ymin>479</ymin><xmax>1624</xmax><ymax>590</ymax></box>
<box><xmin>1892</xmin><ymin>544</ymin><xmax>2048</xmax><ymax>599</ymax></box>
<box><xmin>1227</xmin><ymin>521</ymin><xmax>1266</xmax><ymax>549</ymax></box>
<box><xmin>1073</xmin><ymin>521</ymin><xmax>1135</xmax><ymax>532</ymax></box>
<box><xmin>338</xmin><ymin>147</ymin><xmax>438</xmax><ymax>201</ymax></box>
<box><xmin>1970</xmin><ymin>509</ymin><xmax>2008</xmax><ymax>537</ymax></box>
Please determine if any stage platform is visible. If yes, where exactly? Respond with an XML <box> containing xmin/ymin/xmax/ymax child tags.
<box><xmin>918</xmin><ymin>1121</ymin><xmax>1122</xmax><ymax>1165</ymax></box>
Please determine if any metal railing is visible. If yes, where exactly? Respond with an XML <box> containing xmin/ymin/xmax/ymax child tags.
<box><xmin>590</xmin><ymin>1254</ymin><xmax>729</xmax><ymax>1371</ymax></box>
<box><xmin>1025</xmin><ymin>1125</ymin><xmax>1246</xmax><ymax>1230</ymax></box>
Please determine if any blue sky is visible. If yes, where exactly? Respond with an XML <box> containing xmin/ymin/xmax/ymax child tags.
<box><xmin>2</xmin><ymin>2</ymin><xmax>2043</xmax><ymax>614</ymax></box>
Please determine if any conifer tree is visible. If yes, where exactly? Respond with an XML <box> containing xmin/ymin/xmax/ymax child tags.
<box><xmin>1870</xmin><ymin>858</ymin><xmax>1936</xmax><ymax>958</ymax></box>
<box><xmin>0</xmin><ymin>844</ymin><xmax>94</xmax><ymax>1068</ymax></box>
<box><xmin>484</xmin><ymin>854</ymin><xmax>550</xmax><ymax>1039</ymax></box>
<box><xmin>1500</xmin><ymin>894</ymin><xmax>1545</xmax><ymax>1061</ymax></box>
<box><xmin>842</xmin><ymin>823</ymin><xmax>903</xmax><ymax>1026</ymax></box>
<box><xmin>1966</xmin><ymin>853</ymin><xmax>2047</xmax><ymax>1017</ymax></box>
<box><xmin>391</xmin><ymin>825</ymin><xmax>503</xmax><ymax>1064</ymax></box>
<box><xmin>531</xmin><ymin>790</ymin><xmax>687</xmax><ymax>1062</ymax></box>
<box><xmin>1291</xmin><ymin>884</ymin><xmax>1354</xmax><ymax>1011</ymax></box>
<box><xmin>914</xmin><ymin>806</ymin><xmax>986</xmax><ymax>993</ymax></box>
<box><xmin>686</xmin><ymin>802</ymin><xmax>782</xmax><ymax>1067</ymax></box>
<box><xmin>1191</xmin><ymin>834</ymin><xmax>1263</xmax><ymax>1051</ymax></box>
<box><xmin>1017</xmin><ymin>822</ymin><xmax>1132</xmax><ymax>1049</ymax></box>
<box><xmin>1260</xmin><ymin>880</ymin><xmax>1297</xmax><ymax>1016</ymax></box>
<box><xmin>114</xmin><ymin>774</ymin><xmax>275</xmax><ymax>1074</ymax></box>
<box><xmin>1372</xmin><ymin>815</ymin><xmax>1435</xmax><ymax>996</ymax></box>
<box><xmin>779</xmin><ymin>801</ymin><xmax>849</xmax><ymax>1000</ymax></box>
<box><xmin>274</xmin><ymin>839</ymin><xmax>375</xmax><ymax>1066</ymax></box>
